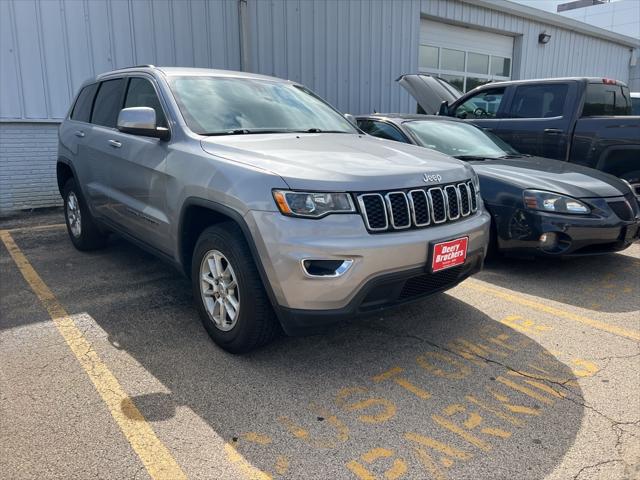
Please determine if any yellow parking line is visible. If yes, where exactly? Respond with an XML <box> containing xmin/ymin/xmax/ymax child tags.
<box><xmin>5</xmin><ymin>223</ymin><xmax>66</xmax><ymax>233</ymax></box>
<box><xmin>464</xmin><ymin>280</ymin><xmax>640</xmax><ymax>342</ymax></box>
<box><xmin>0</xmin><ymin>230</ymin><xmax>187</xmax><ymax>480</ymax></box>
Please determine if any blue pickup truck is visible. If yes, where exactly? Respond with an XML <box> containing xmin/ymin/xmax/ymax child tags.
<box><xmin>398</xmin><ymin>75</ymin><xmax>640</xmax><ymax>198</ymax></box>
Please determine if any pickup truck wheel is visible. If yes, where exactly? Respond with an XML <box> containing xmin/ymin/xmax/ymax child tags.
<box><xmin>192</xmin><ymin>223</ymin><xmax>278</xmax><ymax>353</ymax></box>
<box><xmin>63</xmin><ymin>179</ymin><xmax>107</xmax><ymax>251</ymax></box>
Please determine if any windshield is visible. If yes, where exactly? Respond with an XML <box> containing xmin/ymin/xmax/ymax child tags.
<box><xmin>403</xmin><ymin>120</ymin><xmax>519</xmax><ymax>159</ymax></box>
<box><xmin>169</xmin><ymin>76</ymin><xmax>357</xmax><ymax>135</ymax></box>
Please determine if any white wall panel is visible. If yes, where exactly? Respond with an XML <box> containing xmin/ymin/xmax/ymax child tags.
<box><xmin>246</xmin><ymin>0</ymin><xmax>421</xmax><ymax>115</ymax></box>
<box><xmin>0</xmin><ymin>0</ymin><xmax>241</xmax><ymax>121</ymax></box>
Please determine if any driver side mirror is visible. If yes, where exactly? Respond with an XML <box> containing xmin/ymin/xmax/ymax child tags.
<box><xmin>438</xmin><ymin>101</ymin><xmax>449</xmax><ymax>116</ymax></box>
<box><xmin>117</xmin><ymin>107</ymin><xmax>170</xmax><ymax>140</ymax></box>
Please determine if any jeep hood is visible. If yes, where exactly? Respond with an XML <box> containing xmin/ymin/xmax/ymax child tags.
<box><xmin>397</xmin><ymin>74</ymin><xmax>462</xmax><ymax>114</ymax></box>
<box><xmin>201</xmin><ymin>133</ymin><xmax>472</xmax><ymax>191</ymax></box>
<box><xmin>472</xmin><ymin>156</ymin><xmax>629</xmax><ymax>198</ymax></box>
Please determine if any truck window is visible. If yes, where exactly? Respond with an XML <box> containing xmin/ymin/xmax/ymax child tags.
<box><xmin>582</xmin><ymin>83</ymin><xmax>632</xmax><ymax>116</ymax></box>
<box><xmin>508</xmin><ymin>84</ymin><xmax>568</xmax><ymax>118</ymax></box>
<box><xmin>454</xmin><ymin>88</ymin><xmax>505</xmax><ymax>119</ymax></box>
<box><xmin>630</xmin><ymin>96</ymin><xmax>640</xmax><ymax>116</ymax></box>
<box><xmin>70</xmin><ymin>83</ymin><xmax>98</xmax><ymax>123</ymax></box>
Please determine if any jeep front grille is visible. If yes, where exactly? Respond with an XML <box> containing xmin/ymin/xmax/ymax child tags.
<box><xmin>357</xmin><ymin>181</ymin><xmax>478</xmax><ymax>233</ymax></box>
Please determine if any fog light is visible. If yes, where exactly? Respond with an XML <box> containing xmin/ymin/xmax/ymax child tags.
<box><xmin>302</xmin><ymin>259</ymin><xmax>353</xmax><ymax>278</ymax></box>
<box><xmin>539</xmin><ymin>232</ymin><xmax>557</xmax><ymax>249</ymax></box>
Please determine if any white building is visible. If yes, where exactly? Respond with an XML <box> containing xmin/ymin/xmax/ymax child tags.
<box><xmin>1</xmin><ymin>0</ymin><xmax>639</xmax><ymax>214</ymax></box>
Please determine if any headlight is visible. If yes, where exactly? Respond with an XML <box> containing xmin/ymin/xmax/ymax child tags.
<box><xmin>523</xmin><ymin>190</ymin><xmax>590</xmax><ymax>214</ymax></box>
<box><xmin>272</xmin><ymin>190</ymin><xmax>356</xmax><ymax>218</ymax></box>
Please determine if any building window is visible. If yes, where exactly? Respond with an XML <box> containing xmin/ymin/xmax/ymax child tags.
<box><xmin>418</xmin><ymin>45</ymin><xmax>511</xmax><ymax>93</ymax></box>
<box><xmin>419</xmin><ymin>45</ymin><xmax>439</xmax><ymax>69</ymax></box>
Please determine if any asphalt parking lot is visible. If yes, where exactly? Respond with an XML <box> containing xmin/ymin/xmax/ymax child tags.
<box><xmin>1</xmin><ymin>209</ymin><xmax>639</xmax><ymax>480</ymax></box>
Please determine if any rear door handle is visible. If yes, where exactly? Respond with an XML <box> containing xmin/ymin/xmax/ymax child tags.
<box><xmin>74</xmin><ymin>130</ymin><xmax>85</xmax><ymax>138</ymax></box>
<box><xmin>108</xmin><ymin>139</ymin><xmax>122</xmax><ymax>148</ymax></box>
<box><xmin>544</xmin><ymin>128</ymin><xmax>563</xmax><ymax>135</ymax></box>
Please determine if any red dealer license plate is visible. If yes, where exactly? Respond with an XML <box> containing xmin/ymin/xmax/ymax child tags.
<box><xmin>431</xmin><ymin>237</ymin><xmax>468</xmax><ymax>273</ymax></box>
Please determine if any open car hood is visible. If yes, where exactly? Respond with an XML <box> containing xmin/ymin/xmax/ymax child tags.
<box><xmin>397</xmin><ymin>74</ymin><xmax>463</xmax><ymax>114</ymax></box>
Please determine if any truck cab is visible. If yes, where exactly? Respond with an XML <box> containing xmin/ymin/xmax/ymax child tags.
<box><xmin>398</xmin><ymin>75</ymin><xmax>640</xmax><ymax>196</ymax></box>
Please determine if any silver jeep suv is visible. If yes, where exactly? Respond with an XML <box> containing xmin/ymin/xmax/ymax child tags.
<box><xmin>57</xmin><ymin>66</ymin><xmax>490</xmax><ymax>353</ymax></box>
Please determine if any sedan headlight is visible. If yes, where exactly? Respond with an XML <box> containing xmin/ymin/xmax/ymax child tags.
<box><xmin>523</xmin><ymin>190</ymin><xmax>590</xmax><ymax>214</ymax></box>
<box><xmin>273</xmin><ymin>190</ymin><xmax>356</xmax><ymax>218</ymax></box>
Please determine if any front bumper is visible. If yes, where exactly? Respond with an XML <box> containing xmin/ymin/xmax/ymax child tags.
<box><xmin>491</xmin><ymin>204</ymin><xmax>640</xmax><ymax>257</ymax></box>
<box><xmin>244</xmin><ymin>209</ymin><xmax>490</xmax><ymax>334</ymax></box>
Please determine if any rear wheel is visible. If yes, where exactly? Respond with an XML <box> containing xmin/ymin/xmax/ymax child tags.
<box><xmin>191</xmin><ymin>223</ymin><xmax>278</xmax><ymax>353</ymax></box>
<box><xmin>63</xmin><ymin>178</ymin><xmax>107</xmax><ymax>251</ymax></box>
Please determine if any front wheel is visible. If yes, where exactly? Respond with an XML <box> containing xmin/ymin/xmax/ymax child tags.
<box><xmin>191</xmin><ymin>223</ymin><xmax>278</xmax><ymax>353</ymax></box>
<box><xmin>63</xmin><ymin>178</ymin><xmax>107</xmax><ymax>251</ymax></box>
<box><xmin>621</xmin><ymin>171</ymin><xmax>640</xmax><ymax>200</ymax></box>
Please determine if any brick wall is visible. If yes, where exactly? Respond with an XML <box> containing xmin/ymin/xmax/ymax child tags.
<box><xmin>0</xmin><ymin>123</ymin><xmax>62</xmax><ymax>215</ymax></box>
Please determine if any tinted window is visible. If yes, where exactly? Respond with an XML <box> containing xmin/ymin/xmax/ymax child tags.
<box><xmin>632</xmin><ymin>97</ymin><xmax>640</xmax><ymax>116</ymax></box>
<box><xmin>91</xmin><ymin>79</ymin><xmax>125</xmax><ymax>127</ymax></box>
<box><xmin>509</xmin><ymin>84</ymin><xmax>568</xmax><ymax>118</ymax></box>
<box><xmin>70</xmin><ymin>83</ymin><xmax>98</xmax><ymax>122</ymax></box>
<box><xmin>124</xmin><ymin>78</ymin><xmax>167</xmax><ymax>127</ymax></box>
<box><xmin>358</xmin><ymin>120</ymin><xmax>407</xmax><ymax>143</ymax></box>
<box><xmin>455</xmin><ymin>88</ymin><xmax>505</xmax><ymax>119</ymax></box>
<box><xmin>583</xmin><ymin>83</ymin><xmax>632</xmax><ymax>116</ymax></box>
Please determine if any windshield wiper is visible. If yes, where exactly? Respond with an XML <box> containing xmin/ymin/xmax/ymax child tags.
<box><xmin>201</xmin><ymin>128</ymin><xmax>294</xmax><ymax>136</ymax></box>
<box><xmin>201</xmin><ymin>128</ymin><xmax>352</xmax><ymax>136</ymax></box>
<box><xmin>496</xmin><ymin>154</ymin><xmax>529</xmax><ymax>159</ymax></box>
<box><xmin>453</xmin><ymin>155</ymin><xmax>496</xmax><ymax>161</ymax></box>
<box><xmin>296</xmin><ymin>128</ymin><xmax>351</xmax><ymax>133</ymax></box>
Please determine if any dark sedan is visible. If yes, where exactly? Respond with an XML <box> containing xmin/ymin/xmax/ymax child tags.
<box><xmin>356</xmin><ymin>114</ymin><xmax>640</xmax><ymax>257</ymax></box>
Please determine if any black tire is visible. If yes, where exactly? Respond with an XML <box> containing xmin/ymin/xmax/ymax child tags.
<box><xmin>62</xmin><ymin>178</ymin><xmax>107</xmax><ymax>251</ymax></box>
<box><xmin>191</xmin><ymin>222</ymin><xmax>278</xmax><ymax>353</ymax></box>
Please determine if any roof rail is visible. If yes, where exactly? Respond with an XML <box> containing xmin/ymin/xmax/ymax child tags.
<box><xmin>129</xmin><ymin>64</ymin><xmax>155</xmax><ymax>68</ymax></box>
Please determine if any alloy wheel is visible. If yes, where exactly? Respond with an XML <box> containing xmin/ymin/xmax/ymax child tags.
<box><xmin>67</xmin><ymin>191</ymin><xmax>82</xmax><ymax>238</ymax></box>
<box><xmin>199</xmin><ymin>249</ymin><xmax>240</xmax><ymax>331</ymax></box>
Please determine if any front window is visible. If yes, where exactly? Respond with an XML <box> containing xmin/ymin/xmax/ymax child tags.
<box><xmin>454</xmin><ymin>88</ymin><xmax>506</xmax><ymax>119</ymax></box>
<box><xmin>404</xmin><ymin>120</ymin><xmax>518</xmax><ymax>159</ymax></box>
<box><xmin>169</xmin><ymin>76</ymin><xmax>357</xmax><ymax>135</ymax></box>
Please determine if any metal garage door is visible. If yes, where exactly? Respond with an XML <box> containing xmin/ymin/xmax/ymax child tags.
<box><xmin>419</xmin><ymin>19</ymin><xmax>514</xmax><ymax>92</ymax></box>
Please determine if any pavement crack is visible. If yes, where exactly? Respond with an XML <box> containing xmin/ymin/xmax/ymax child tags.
<box><xmin>363</xmin><ymin>322</ymin><xmax>637</xmax><ymax>428</ymax></box>
<box><xmin>573</xmin><ymin>459</ymin><xmax>623</xmax><ymax>480</ymax></box>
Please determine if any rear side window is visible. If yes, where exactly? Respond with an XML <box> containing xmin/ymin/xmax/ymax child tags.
<box><xmin>124</xmin><ymin>78</ymin><xmax>168</xmax><ymax>128</ymax></box>
<box><xmin>509</xmin><ymin>84</ymin><xmax>568</xmax><ymax>118</ymax></box>
<box><xmin>582</xmin><ymin>83</ymin><xmax>632</xmax><ymax>116</ymax></box>
<box><xmin>358</xmin><ymin>120</ymin><xmax>407</xmax><ymax>143</ymax></box>
<box><xmin>70</xmin><ymin>84</ymin><xmax>98</xmax><ymax>122</ymax></box>
<box><xmin>91</xmin><ymin>79</ymin><xmax>126</xmax><ymax>127</ymax></box>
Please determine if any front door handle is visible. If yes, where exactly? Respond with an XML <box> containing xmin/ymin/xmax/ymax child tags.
<box><xmin>108</xmin><ymin>139</ymin><xmax>122</xmax><ymax>148</ymax></box>
<box><xmin>74</xmin><ymin>130</ymin><xmax>85</xmax><ymax>138</ymax></box>
<box><xmin>544</xmin><ymin>128</ymin><xmax>563</xmax><ymax>135</ymax></box>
